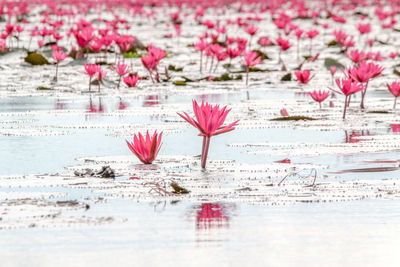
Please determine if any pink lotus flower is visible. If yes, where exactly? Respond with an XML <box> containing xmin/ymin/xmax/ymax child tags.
<box><xmin>309</xmin><ymin>90</ymin><xmax>330</xmax><ymax>108</ymax></box>
<box><xmin>123</xmin><ymin>74</ymin><xmax>139</xmax><ymax>87</ymax></box>
<box><xmin>245</xmin><ymin>24</ymin><xmax>258</xmax><ymax>36</ymax></box>
<box><xmin>243</xmin><ymin>51</ymin><xmax>261</xmax><ymax>85</ymax></box>
<box><xmin>387</xmin><ymin>81</ymin><xmax>400</xmax><ymax>109</ymax></box>
<box><xmin>330</xmin><ymin>78</ymin><xmax>365</xmax><ymax>119</ymax></box>
<box><xmin>276</xmin><ymin>36</ymin><xmax>291</xmax><ymax>51</ymax></box>
<box><xmin>280</xmin><ymin>108</ymin><xmax>289</xmax><ymax>117</ymax></box>
<box><xmin>358</xmin><ymin>23</ymin><xmax>371</xmax><ymax>34</ymax></box>
<box><xmin>111</xmin><ymin>62</ymin><xmax>130</xmax><ymax>89</ymax></box>
<box><xmin>84</xmin><ymin>63</ymin><xmax>101</xmax><ymax>92</ymax></box>
<box><xmin>126</xmin><ymin>130</ymin><xmax>162</xmax><ymax>164</ymax></box>
<box><xmin>346</xmin><ymin>61</ymin><xmax>384</xmax><ymax>108</ymax></box>
<box><xmin>52</xmin><ymin>50</ymin><xmax>68</xmax><ymax>81</ymax></box>
<box><xmin>258</xmin><ymin>36</ymin><xmax>272</xmax><ymax>47</ymax></box>
<box><xmin>195</xmin><ymin>39</ymin><xmax>208</xmax><ymax>73</ymax></box>
<box><xmin>346</xmin><ymin>49</ymin><xmax>366</xmax><ymax>64</ymax></box>
<box><xmin>177</xmin><ymin>100</ymin><xmax>239</xmax><ymax>168</ymax></box>
<box><xmin>305</xmin><ymin>29</ymin><xmax>318</xmax><ymax>55</ymax></box>
<box><xmin>95</xmin><ymin>67</ymin><xmax>106</xmax><ymax>92</ymax></box>
<box><xmin>295</xmin><ymin>70</ymin><xmax>313</xmax><ymax>84</ymax></box>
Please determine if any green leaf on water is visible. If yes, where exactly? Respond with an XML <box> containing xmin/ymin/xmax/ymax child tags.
<box><xmin>281</xmin><ymin>73</ymin><xmax>292</xmax><ymax>81</ymax></box>
<box><xmin>173</xmin><ymin>80</ymin><xmax>187</xmax><ymax>86</ymax></box>
<box><xmin>24</xmin><ymin>52</ymin><xmax>49</xmax><ymax>65</ymax></box>
<box><xmin>324</xmin><ymin>58</ymin><xmax>344</xmax><ymax>70</ymax></box>
<box><xmin>271</xmin><ymin>116</ymin><xmax>316</xmax><ymax>121</ymax></box>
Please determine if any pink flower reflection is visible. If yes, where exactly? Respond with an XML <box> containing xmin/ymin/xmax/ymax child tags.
<box><xmin>391</xmin><ymin>124</ymin><xmax>400</xmax><ymax>133</ymax></box>
<box><xmin>195</xmin><ymin>203</ymin><xmax>231</xmax><ymax>230</ymax></box>
<box><xmin>143</xmin><ymin>95</ymin><xmax>160</xmax><ymax>107</ymax></box>
<box><xmin>87</xmin><ymin>97</ymin><xmax>104</xmax><ymax>113</ymax></box>
<box><xmin>344</xmin><ymin>130</ymin><xmax>370</xmax><ymax>143</ymax></box>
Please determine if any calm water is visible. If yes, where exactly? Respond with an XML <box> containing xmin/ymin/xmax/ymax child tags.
<box><xmin>1</xmin><ymin>94</ymin><xmax>400</xmax><ymax>267</ymax></box>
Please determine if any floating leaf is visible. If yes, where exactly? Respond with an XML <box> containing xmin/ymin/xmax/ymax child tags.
<box><xmin>367</xmin><ymin>110</ymin><xmax>390</xmax><ymax>114</ymax></box>
<box><xmin>173</xmin><ymin>80</ymin><xmax>187</xmax><ymax>86</ymax></box>
<box><xmin>171</xmin><ymin>182</ymin><xmax>190</xmax><ymax>194</ymax></box>
<box><xmin>327</xmin><ymin>40</ymin><xmax>339</xmax><ymax>47</ymax></box>
<box><xmin>24</xmin><ymin>52</ymin><xmax>49</xmax><ymax>65</ymax></box>
<box><xmin>393</xmin><ymin>68</ymin><xmax>400</xmax><ymax>77</ymax></box>
<box><xmin>281</xmin><ymin>73</ymin><xmax>291</xmax><ymax>81</ymax></box>
<box><xmin>271</xmin><ymin>116</ymin><xmax>316</xmax><ymax>121</ymax></box>
<box><xmin>252</xmin><ymin>49</ymin><xmax>270</xmax><ymax>60</ymax></box>
<box><xmin>168</xmin><ymin>65</ymin><xmax>183</xmax><ymax>72</ymax></box>
<box><xmin>36</xmin><ymin>86</ymin><xmax>52</xmax><ymax>90</ymax></box>
<box><xmin>324</xmin><ymin>58</ymin><xmax>344</xmax><ymax>70</ymax></box>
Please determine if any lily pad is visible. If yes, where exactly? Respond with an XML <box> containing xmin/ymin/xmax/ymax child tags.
<box><xmin>271</xmin><ymin>116</ymin><xmax>316</xmax><ymax>121</ymax></box>
<box><xmin>36</xmin><ymin>86</ymin><xmax>52</xmax><ymax>90</ymax></box>
<box><xmin>24</xmin><ymin>52</ymin><xmax>49</xmax><ymax>65</ymax></box>
<box><xmin>324</xmin><ymin>58</ymin><xmax>344</xmax><ymax>70</ymax></box>
<box><xmin>327</xmin><ymin>40</ymin><xmax>339</xmax><ymax>47</ymax></box>
<box><xmin>281</xmin><ymin>73</ymin><xmax>292</xmax><ymax>81</ymax></box>
<box><xmin>173</xmin><ymin>81</ymin><xmax>187</xmax><ymax>86</ymax></box>
<box><xmin>168</xmin><ymin>65</ymin><xmax>183</xmax><ymax>72</ymax></box>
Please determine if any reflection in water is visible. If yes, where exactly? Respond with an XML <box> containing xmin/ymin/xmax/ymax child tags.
<box><xmin>194</xmin><ymin>203</ymin><xmax>234</xmax><ymax>230</ymax></box>
<box><xmin>118</xmin><ymin>98</ymin><xmax>128</xmax><ymax>110</ymax></box>
<box><xmin>55</xmin><ymin>99</ymin><xmax>67</xmax><ymax>110</ymax></box>
<box><xmin>391</xmin><ymin>124</ymin><xmax>400</xmax><ymax>133</ymax></box>
<box><xmin>344</xmin><ymin>130</ymin><xmax>370</xmax><ymax>143</ymax></box>
<box><xmin>143</xmin><ymin>95</ymin><xmax>160</xmax><ymax>107</ymax></box>
<box><xmin>87</xmin><ymin>97</ymin><xmax>105</xmax><ymax>113</ymax></box>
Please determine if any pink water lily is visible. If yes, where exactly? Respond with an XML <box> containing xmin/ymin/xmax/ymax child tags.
<box><xmin>243</xmin><ymin>51</ymin><xmax>261</xmax><ymax>85</ymax></box>
<box><xmin>295</xmin><ymin>70</ymin><xmax>313</xmax><ymax>84</ymax></box>
<box><xmin>177</xmin><ymin>100</ymin><xmax>239</xmax><ymax>168</ymax></box>
<box><xmin>330</xmin><ymin>78</ymin><xmax>365</xmax><ymax>119</ymax></box>
<box><xmin>309</xmin><ymin>90</ymin><xmax>330</xmax><ymax>108</ymax></box>
<box><xmin>124</xmin><ymin>74</ymin><xmax>139</xmax><ymax>87</ymax></box>
<box><xmin>126</xmin><ymin>130</ymin><xmax>162</xmax><ymax>164</ymax></box>
<box><xmin>52</xmin><ymin>50</ymin><xmax>68</xmax><ymax>81</ymax></box>
<box><xmin>84</xmin><ymin>63</ymin><xmax>101</xmax><ymax>92</ymax></box>
<box><xmin>387</xmin><ymin>81</ymin><xmax>400</xmax><ymax>110</ymax></box>
<box><xmin>111</xmin><ymin>62</ymin><xmax>130</xmax><ymax>89</ymax></box>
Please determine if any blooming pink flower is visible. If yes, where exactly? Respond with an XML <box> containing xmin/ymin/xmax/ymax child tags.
<box><xmin>330</xmin><ymin>78</ymin><xmax>365</xmax><ymax>119</ymax></box>
<box><xmin>124</xmin><ymin>74</ymin><xmax>139</xmax><ymax>87</ymax></box>
<box><xmin>306</xmin><ymin>29</ymin><xmax>319</xmax><ymax>39</ymax></box>
<box><xmin>309</xmin><ymin>90</ymin><xmax>330</xmax><ymax>108</ymax></box>
<box><xmin>126</xmin><ymin>130</ymin><xmax>162</xmax><ymax>164</ymax></box>
<box><xmin>84</xmin><ymin>63</ymin><xmax>101</xmax><ymax>92</ymax></box>
<box><xmin>357</xmin><ymin>23</ymin><xmax>371</xmax><ymax>34</ymax></box>
<box><xmin>112</xmin><ymin>62</ymin><xmax>130</xmax><ymax>77</ymax></box>
<box><xmin>243</xmin><ymin>51</ymin><xmax>261</xmax><ymax>85</ymax></box>
<box><xmin>346</xmin><ymin>49</ymin><xmax>366</xmax><ymax>64</ymax></box>
<box><xmin>387</xmin><ymin>81</ymin><xmax>400</xmax><ymax>109</ymax></box>
<box><xmin>258</xmin><ymin>36</ymin><xmax>272</xmax><ymax>46</ymax></box>
<box><xmin>245</xmin><ymin>24</ymin><xmax>258</xmax><ymax>36</ymax></box>
<box><xmin>276</xmin><ymin>36</ymin><xmax>291</xmax><ymax>51</ymax></box>
<box><xmin>52</xmin><ymin>50</ymin><xmax>68</xmax><ymax>62</ymax></box>
<box><xmin>177</xmin><ymin>100</ymin><xmax>239</xmax><ymax>168</ymax></box>
<box><xmin>295</xmin><ymin>70</ymin><xmax>313</xmax><ymax>84</ymax></box>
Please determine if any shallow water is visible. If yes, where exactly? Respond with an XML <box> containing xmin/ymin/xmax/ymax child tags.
<box><xmin>2</xmin><ymin>2</ymin><xmax>400</xmax><ymax>266</ymax></box>
<box><xmin>2</xmin><ymin>199</ymin><xmax>400</xmax><ymax>267</ymax></box>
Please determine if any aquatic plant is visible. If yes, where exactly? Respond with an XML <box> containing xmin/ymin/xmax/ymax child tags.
<box><xmin>52</xmin><ymin>50</ymin><xmax>68</xmax><ymax>81</ymax></box>
<box><xmin>387</xmin><ymin>81</ymin><xmax>400</xmax><ymax>110</ymax></box>
<box><xmin>178</xmin><ymin>100</ymin><xmax>239</xmax><ymax>169</ymax></box>
<box><xmin>84</xmin><ymin>63</ymin><xmax>101</xmax><ymax>92</ymax></box>
<box><xmin>111</xmin><ymin>62</ymin><xmax>130</xmax><ymax>89</ymax></box>
<box><xmin>330</xmin><ymin>78</ymin><xmax>365</xmax><ymax>119</ymax></box>
<box><xmin>309</xmin><ymin>90</ymin><xmax>330</xmax><ymax>109</ymax></box>
<box><xmin>243</xmin><ymin>51</ymin><xmax>261</xmax><ymax>85</ymax></box>
<box><xmin>126</xmin><ymin>130</ymin><xmax>162</xmax><ymax>164</ymax></box>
